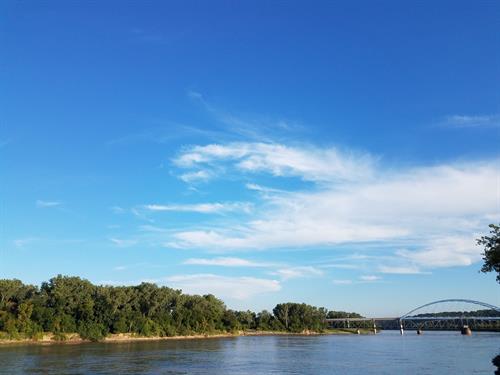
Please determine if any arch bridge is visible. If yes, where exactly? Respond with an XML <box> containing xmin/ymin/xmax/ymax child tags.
<box><xmin>325</xmin><ymin>299</ymin><xmax>500</xmax><ymax>335</ymax></box>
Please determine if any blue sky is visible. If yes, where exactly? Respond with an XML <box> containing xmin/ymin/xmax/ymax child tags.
<box><xmin>1</xmin><ymin>1</ymin><xmax>499</xmax><ymax>316</ymax></box>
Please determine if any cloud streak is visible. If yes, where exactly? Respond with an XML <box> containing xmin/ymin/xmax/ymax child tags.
<box><xmin>442</xmin><ymin>114</ymin><xmax>500</xmax><ymax>128</ymax></box>
<box><xmin>143</xmin><ymin>202</ymin><xmax>252</xmax><ymax>214</ymax></box>
<box><xmin>168</xmin><ymin>141</ymin><xmax>499</xmax><ymax>273</ymax></box>
<box><xmin>183</xmin><ymin>257</ymin><xmax>323</xmax><ymax>281</ymax></box>
<box><xmin>99</xmin><ymin>273</ymin><xmax>281</xmax><ymax>301</ymax></box>
<box><xmin>164</xmin><ymin>274</ymin><xmax>281</xmax><ymax>300</ymax></box>
<box><xmin>272</xmin><ymin>266</ymin><xmax>324</xmax><ymax>280</ymax></box>
<box><xmin>187</xmin><ymin>91</ymin><xmax>302</xmax><ymax>142</ymax></box>
<box><xmin>109</xmin><ymin>238</ymin><xmax>138</xmax><ymax>247</ymax></box>
<box><xmin>36</xmin><ymin>200</ymin><xmax>61</xmax><ymax>208</ymax></box>
<box><xmin>183</xmin><ymin>257</ymin><xmax>272</xmax><ymax>267</ymax></box>
<box><xmin>174</xmin><ymin>142</ymin><xmax>375</xmax><ymax>183</ymax></box>
<box><xmin>333</xmin><ymin>279</ymin><xmax>353</xmax><ymax>285</ymax></box>
<box><xmin>359</xmin><ymin>275</ymin><xmax>381</xmax><ymax>282</ymax></box>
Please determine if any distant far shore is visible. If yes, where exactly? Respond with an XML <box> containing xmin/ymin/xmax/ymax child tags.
<box><xmin>0</xmin><ymin>329</ymin><xmax>373</xmax><ymax>346</ymax></box>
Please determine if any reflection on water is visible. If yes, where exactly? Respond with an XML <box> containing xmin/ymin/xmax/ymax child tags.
<box><xmin>0</xmin><ymin>331</ymin><xmax>498</xmax><ymax>374</ymax></box>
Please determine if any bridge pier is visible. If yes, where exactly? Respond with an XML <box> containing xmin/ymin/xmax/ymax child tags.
<box><xmin>417</xmin><ymin>328</ymin><xmax>423</xmax><ymax>335</ymax></box>
<box><xmin>399</xmin><ymin>320</ymin><xmax>404</xmax><ymax>335</ymax></box>
<box><xmin>461</xmin><ymin>325</ymin><xmax>472</xmax><ymax>335</ymax></box>
<box><xmin>372</xmin><ymin>319</ymin><xmax>377</xmax><ymax>334</ymax></box>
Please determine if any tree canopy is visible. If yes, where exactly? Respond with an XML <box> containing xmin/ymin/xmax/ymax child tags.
<box><xmin>0</xmin><ymin>275</ymin><xmax>359</xmax><ymax>341</ymax></box>
<box><xmin>477</xmin><ymin>224</ymin><xmax>500</xmax><ymax>283</ymax></box>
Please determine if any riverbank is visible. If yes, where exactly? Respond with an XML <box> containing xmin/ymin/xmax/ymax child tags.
<box><xmin>0</xmin><ymin>328</ymin><xmax>373</xmax><ymax>345</ymax></box>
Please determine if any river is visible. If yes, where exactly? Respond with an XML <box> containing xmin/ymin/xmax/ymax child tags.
<box><xmin>0</xmin><ymin>331</ymin><xmax>498</xmax><ymax>374</ymax></box>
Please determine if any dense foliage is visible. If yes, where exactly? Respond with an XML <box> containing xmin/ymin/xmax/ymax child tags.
<box><xmin>477</xmin><ymin>224</ymin><xmax>500</xmax><ymax>283</ymax></box>
<box><xmin>0</xmin><ymin>275</ymin><xmax>354</xmax><ymax>341</ymax></box>
<box><xmin>414</xmin><ymin>309</ymin><xmax>500</xmax><ymax>318</ymax></box>
<box><xmin>326</xmin><ymin>311</ymin><xmax>363</xmax><ymax>319</ymax></box>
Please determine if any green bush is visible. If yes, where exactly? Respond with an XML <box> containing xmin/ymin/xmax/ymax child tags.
<box><xmin>111</xmin><ymin>316</ymin><xmax>128</xmax><ymax>333</ymax></box>
<box><xmin>78</xmin><ymin>322</ymin><xmax>107</xmax><ymax>342</ymax></box>
<box><xmin>25</xmin><ymin>322</ymin><xmax>44</xmax><ymax>340</ymax></box>
<box><xmin>5</xmin><ymin>319</ymin><xmax>19</xmax><ymax>339</ymax></box>
<box><xmin>139</xmin><ymin>318</ymin><xmax>162</xmax><ymax>337</ymax></box>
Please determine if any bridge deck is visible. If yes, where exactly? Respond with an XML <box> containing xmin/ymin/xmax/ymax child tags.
<box><xmin>325</xmin><ymin>317</ymin><xmax>500</xmax><ymax>322</ymax></box>
<box><xmin>325</xmin><ymin>318</ymin><xmax>396</xmax><ymax>322</ymax></box>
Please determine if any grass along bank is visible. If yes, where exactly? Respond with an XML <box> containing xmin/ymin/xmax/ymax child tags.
<box><xmin>0</xmin><ymin>328</ymin><xmax>375</xmax><ymax>345</ymax></box>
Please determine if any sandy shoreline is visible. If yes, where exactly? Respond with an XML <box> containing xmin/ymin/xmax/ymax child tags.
<box><xmin>0</xmin><ymin>329</ymin><xmax>366</xmax><ymax>346</ymax></box>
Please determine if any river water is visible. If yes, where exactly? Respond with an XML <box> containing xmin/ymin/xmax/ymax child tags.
<box><xmin>0</xmin><ymin>331</ymin><xmax>498</xmax><ymax>374</ymax></box>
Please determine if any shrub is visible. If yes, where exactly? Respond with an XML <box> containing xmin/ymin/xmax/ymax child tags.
<box><xmin>5</xmin><ymin>319</ymin><xmax>19</xmax><ymax>339</ymax></box>
<box><xmin>139</xmin><ymin>318</ymin><xmax>162</xmax><ymax>337</ymax></box>
<box><xmin>78</xmin><ymin>322</ymin><xmax>107</xmax><ymax>342</ymax></box>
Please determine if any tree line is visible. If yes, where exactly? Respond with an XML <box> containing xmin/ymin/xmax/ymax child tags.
<box><xmin>0</xmin><ymin>275</ymin><xmax>360</xmax><ymax>341</ymax></box>
<box><xmin>414</xmin><ymin>309</ymin><xmax>500</xmax><ymax>318</ymax></box>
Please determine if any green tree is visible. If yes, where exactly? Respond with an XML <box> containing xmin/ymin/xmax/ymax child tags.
<box><xmin>41</xmin><ymin>275</ymin><xmax>96</xmax><ymax>326</ymax></box>
<box><xmin>256</xmin><ymin>310</ymin><xmax>273</xmax><ymax>330</ymax></box>
<box><xmin>327</xmin><ymin>311</ymin><xmax>363</xmax><ymax>319</ymax></box>
<box><xmin>273</xmin><ymin>303</ymin><xmax>291</xmax><ymax>330</ymax></box>
<box><xmin>0</xmin><ymin>275</ymin><xmax>362</xmax><ymax>341</ymax></box>
<box><xmin>78</xmin><ymin>321</ymin><xmax>107</xmax><ymax>342</ymax></box>
<box><xmin>222</xmin><ymin>310</ymin><xmax>240</xmax><ymax>331</ymax></box>
<box><xmin>477</xmin><ymin>224</ymin><xmax>500</xmax><ymax>283</ymax></box>
<box><xmin>235</xmin><ymin>310</ymin><xmax>256</xmax><ymax>330</ymax></box>
<box><xmin>0</xmin><ymin>279</ymin><xmax>37</xmax><ymax>314</ymax></box>
<box><xmin>16</xmin><ymin>302</ymin><xmax>33</xmax><ymax>333</ymax></box>
<box><xmin>273</xmin><ymin>303</ymin><xmax>328</xmax><ymax>332</ymax></box>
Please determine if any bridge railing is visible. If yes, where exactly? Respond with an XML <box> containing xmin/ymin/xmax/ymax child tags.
<box><xmin>324</xmin><ymin>299</ymin><xmax>500</xmax><ymax>332</ymax></box>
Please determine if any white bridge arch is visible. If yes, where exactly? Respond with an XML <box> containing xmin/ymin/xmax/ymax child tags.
<box><xmin>325</xmin><ymin>299</ymin><xmax>500</xmax><ymax>333</ymax></box>
<box><xmin>400</xmin><ymin>299</ymin><xmax>500</xmax><ymax>321</ymax></box>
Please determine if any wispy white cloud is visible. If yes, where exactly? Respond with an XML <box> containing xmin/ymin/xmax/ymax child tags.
<box><xmin>131</xmin><ymin>207</ymin><xmax>154</xmax><ymax>223</ymax></box>
<box><xmin>110</xmin><ymin>206</ymin><xmax>126</xmax><ymax>214</ymax></box>
<box><xmin>13</xmin><ymin>237</ymin><xmax>86</xmax><ymax>249</ymax></box>
<box><xmin>245</xmin><ymin>183</ymin><xmax>285</xmax><ymax>194</ymax></box>
<box><xmin>332</xmin><ymin>276</ymin><xmax>381</xmax><ymax>285</ymax></box>
<box><xmin>183</xmin><ymin>257</ymin><xmax>271</xmax><ymax>267</ymax></box>
<box><xmin>107</xmin><ymin>124</ymin><xmax>233</xmax><ymax>147</ymax></box>
<box><xmin>396</xmin><ymin>236</ymin><xmax>480</xmax><ymax>268</ymax></box>
<box><xmin>320</xmin><ymin>263</ymin><xmax>360</xmax><ymax>270</ymax></box>
<box><xmin>333</xmin><ymin>279</ymin><xmax>353</xmax><ymax>285</ymax></box>
<box><xmin>112</xmin><ymin>262</ymin><xmax>164</xmax><ymax>271</ymax></box>
<box><xmin>109</xmin><ymin>238</ymin><xmax>138</xmax><ymax>247</ymax></box>
<box><xmin>359</xmin><ymin>275</ymin><xmax>381</xmax><ymax>282</ymax></box>
<box><xmin>378</xmin><ymin>265</ymin><xmax>424</xmax><ymax>274</ymax></box>
<box><xmin>163</xmin><ymin>274</ymin><xmax>281</xmax><ymax>300</ymax></box>
<box><xmin>138</xmin><ymin>225</ymin><xmax>170</xmax><ymax>233</ymax></box>
<box><xmin>13</xmin><ymin>238</ymin><xmax>38</xmax><ymax>248</ymax></box>
<box><xmin>272</xmin><ymin>266</ymin><xmax>324</xmax><ymax>280</ymax></box>
<box><xmin>169</xmin><ymin>139</ymin><xmax>499</xmax><ymax>272</ymax></box>
<box><xmin>174</xmin><ymin>142</ymin><xmax>374</xmax><ymax>183</ymax></box>
<box><xmin>187</xmin><ymin>91</ymin><xmax>302</xmax><ymax>142</ymax></box>
<box><xmin>183</xmin><ymin>258</ymin><xmax>324</xmax><ymax>281</ymax></box>
<box><xmin>442</xmin><ymin>114</ymin><xmax>500</xmax><ymax>128</ymax></box>
<box><xmin>179</xmin><ymin>170</ymin><xmax>213</xmax><ymax>183</ymax></box>
<box><xmin>36</xmin><ymin>200</ymin><xmax>61</xmax><ymax>208</ymax></box>
<box><xmin>143</xmin><ymin>202</ymin><xmax>252</xmax><ymax>214</ymax></box>
<box><xmin>102</xmin><ymin>274</ymin><xmax>281</xmax><ymax>300</ymax></box>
